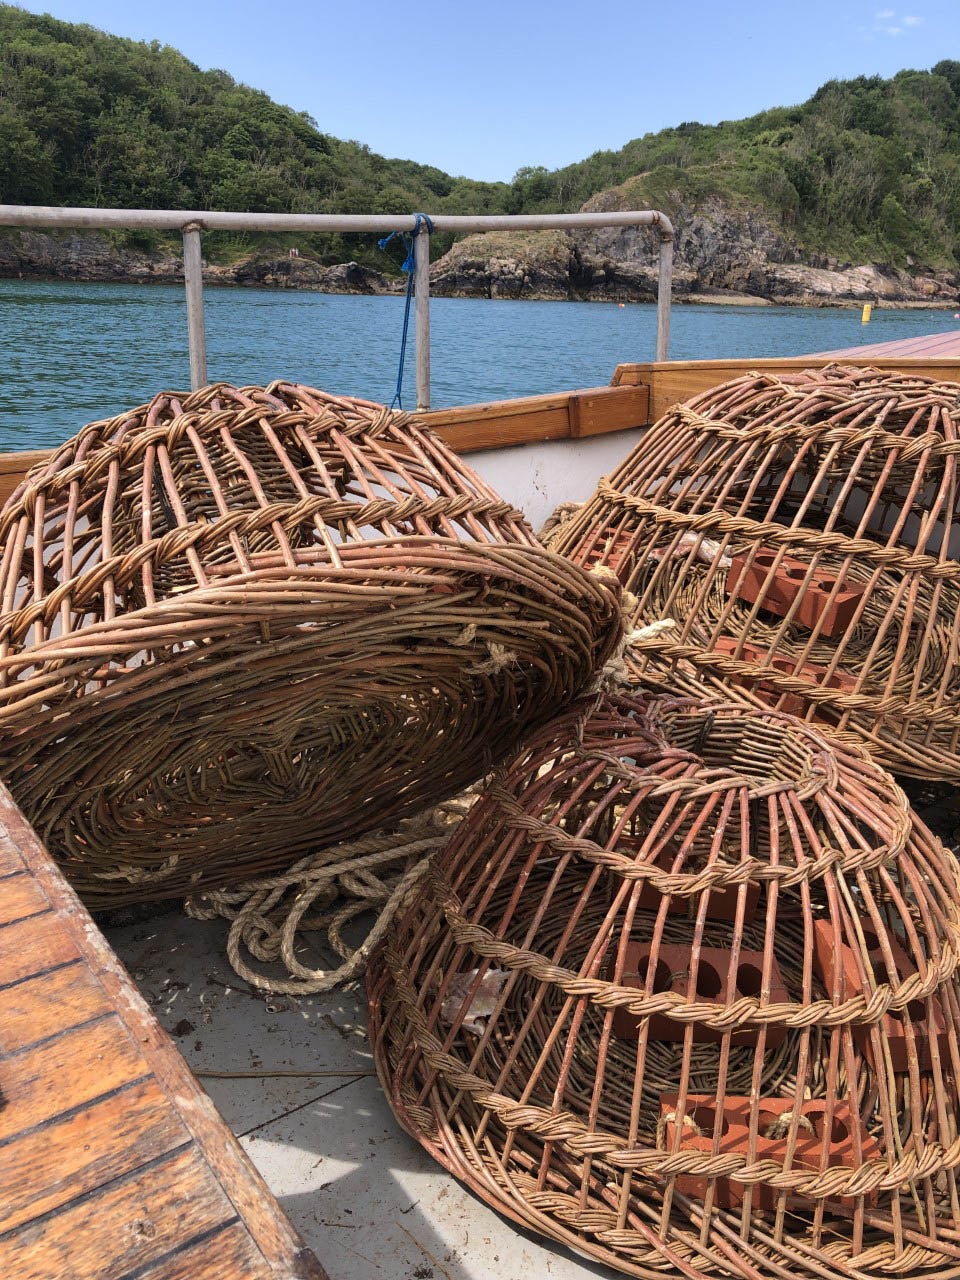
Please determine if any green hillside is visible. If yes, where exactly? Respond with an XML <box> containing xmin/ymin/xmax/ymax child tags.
<box><xmin>514</xmin><ymin>65</ymin><xmax>960</xmax><ymax>268</ymax></box>
<box><xmin>2</xmin><ymin>2</ymin><xmax>959</xmax><ymax>270</ymax></box>
<box><xmin>0</xmin><ymin>3</ymin><xmax>512</xmax><ymax>266</ymax></box>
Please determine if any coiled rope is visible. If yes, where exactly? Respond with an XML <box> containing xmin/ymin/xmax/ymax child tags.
<box><xmin>184</xmin><ymin>792</ymin><xmax>473</xmax><ymax>994</ymax></box>
<box><xmin>181</xmin><ymin>612</ymin><xmax>667</xmax><ymax>996</ymax></box>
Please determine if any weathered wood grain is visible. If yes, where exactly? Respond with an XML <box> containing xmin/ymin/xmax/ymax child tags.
<box><xmin>0</xmin><ymin>1077</ymin><xmax>188</xmax><ymax>1235</ymax></box>
<box><xmin>0</xmin><ymin>910</ymin><xmax>80</xmax><ymax>989</ymax></box>
<box><xmin>0</xmin><ymin>960</ymin><xmax>111</xmax><ymax>1053</ymax></box>
<box><xmin>0</xmin><ymin>1145</ymin><xmax>233</xmax><ymax>1280</ymax></box>
<box><xmin>131</xmin><ymin>1222</ymin><xmax>273</xmax><ymax>1280</ymax></box>
<box><xmin>0</xmin><ymin>1014</ymin><xmax>149</xmax><ymax>1143</ymax></box>
<box><xmin>0</xmin><ymin>784</ymin><xmax>330</xmax><ymax>1279</ymax></box>
<box><xmin>0</xmin><ymin>827</ymin><xmax>25</xmax><ymax>878</ymax></box>
<box><xmin>0</xmin><ymin>870</ymin><xmax>48</xmax><ymax>926</ymax></box>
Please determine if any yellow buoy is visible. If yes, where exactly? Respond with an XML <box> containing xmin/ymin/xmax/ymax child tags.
<box><xmin>861</xmin><ymin>303</ymin><xmax>873</xmax><ymax>324</ymax></box>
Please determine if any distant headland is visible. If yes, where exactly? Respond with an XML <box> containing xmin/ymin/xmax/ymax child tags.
<box><xmin>1</xmin><ymin>5</ymin><xmax>958</xmax><ymax>307</ymax></box>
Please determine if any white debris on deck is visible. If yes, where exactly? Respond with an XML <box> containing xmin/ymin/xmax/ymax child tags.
<box><xmin>107</xmin><ymin>911</ymin><xmax>619</xmax><ymax>1280</ymax></box>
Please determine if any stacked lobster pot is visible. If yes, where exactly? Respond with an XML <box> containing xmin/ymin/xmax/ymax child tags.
<box><xmin>6</xmin><ymin>369</ymin><xmax>960</xmax><ymax>1279</ymax></box>
<box><xmin>548</xmin><ymin>366</ymin><xmax>960</xmax><ymax>781</ymax></box>
<box><xmin>0</xmin><ymin>382</ymin><xmax>621</xmax><ymax>906</ymax></box>
<box><xmin>368</xmin><ymin>693</ymin><xmax>960</xmax><ymax>1280</ymax></box>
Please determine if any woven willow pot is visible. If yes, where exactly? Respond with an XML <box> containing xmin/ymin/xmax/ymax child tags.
<box><xmin>368</xmin><ymin>693</ymin><xmax>960</xmax><ymax>1280</ymax></box>
<box><xmin>0</xmin><ymin>382</ymin><xmax>620</xmax><ymax>905</ymax></box>
<box><xmin>548</xmin><ymin>366</ymin><xmax>960</xmax><ymax>780</ymax></box>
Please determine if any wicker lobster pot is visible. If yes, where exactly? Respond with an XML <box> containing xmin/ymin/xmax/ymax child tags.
<box><xmin>368</xmin><ymin>693</ymin><xmax>960</xmax><ymax>1280</ymax></box>
<box><xmin>0</xmin><ymin>382</ymin><xmax>620</xmax><ymax>906</ymax></box>
<box><xmin>548</xmin><ymin>366</ymin><xmax>960</xmax><ymax>781</ymax></box>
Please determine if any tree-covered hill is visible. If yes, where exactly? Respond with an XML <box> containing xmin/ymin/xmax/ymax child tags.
<box><xmin>0</xmin><ymin>3</ymin><xmax>512</xmax><ymax>265</ymax></box>
<box><xmin>1</xmin><ymin>2</ymin><xmax>959</xmax><ymax>274</ymax></box>
<box><xmin>514</xmin><ymin>63</ymin><xmax>960</xmax><ymax>269</ymax></box>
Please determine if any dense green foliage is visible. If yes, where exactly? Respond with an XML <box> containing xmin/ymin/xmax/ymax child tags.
<box><xmin>2</xmin><ymin>3</ymin><xmax>959</xmax><ymax>268</ymax></box>
<box><xmin>0</xmin><ymin>3</ymin><xmax>513</xmax><ymax>265</ymax></box>
<box><xmin>514</xmin><ymin>64</ymin><xmax>960</xmax><ymax>268</ymax></box>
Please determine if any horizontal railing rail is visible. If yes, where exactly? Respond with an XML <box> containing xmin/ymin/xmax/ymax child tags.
<box><xmin>0</xmin><ymin>205</ymin><xmax>674</xmax><ymax>409</ymax></box>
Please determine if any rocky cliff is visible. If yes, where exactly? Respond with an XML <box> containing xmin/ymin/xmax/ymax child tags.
<box><xmin>427</xmin><ymin>188</ymin><xmax>958</xmax><ymax>306</ymax></box>
<box><xmin>2</xmin><ymin>197</ymin><xmax>957</xmax><ymax>306</ymax></box>
<box><xmin>0</xmin><ymin>229</ymin><xmax>399</xmax><ymax>294</ymax></box>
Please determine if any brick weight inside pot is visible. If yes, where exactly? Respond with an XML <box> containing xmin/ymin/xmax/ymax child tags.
<box><xmin>368</xmin><ymin>692</ymin><xmax>960</xmax><ymax>1280</ymax></box>
<box><xmin>549</xmin><ymin>366</ymin><xmax>960</xmax><ymax>781</ymax></box>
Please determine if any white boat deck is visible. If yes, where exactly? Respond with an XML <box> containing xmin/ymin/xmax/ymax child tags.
<box><xmin>106</xmin><ymin>910</ymin><xmax>619</xmax><ymax>1280</ymax></box>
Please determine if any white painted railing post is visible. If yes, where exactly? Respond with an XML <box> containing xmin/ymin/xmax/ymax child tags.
<box><xmin>414</xmin><ymin>226</ymin><xmax>431</xmax><ymax>411</ymax></box>
<box><xmin>182</xmin><ymin>222</ymin><xmax>207</xmax><ymax>390</ymax></box>
<box><xmin>656</xmin><ymin>232</ymin><xmax>673</xmax><ymax>363</ymax></box>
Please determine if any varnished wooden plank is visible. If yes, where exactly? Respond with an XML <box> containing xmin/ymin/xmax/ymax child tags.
<box><xmin>0</xmin><ymin>1013</ymin><xmax>149</xmax><ymax>1143</ymax></box>
<box><xmin>435</xmin><ymin>403</ymin><xmax>572</xmax><ymax>453</ymax></box>
<box><xmin>0</xmin><ymin>785</ymin><xmax>330</xmax><ymax>1279</ymax></box>
<box><xmin>0</xmin><ymin>1077</ymin><xmax>189</xmax><ymax>1236</ymax></box>
<box><xmin>130</xmin><ymin>1221</ymin><xmax>307</xmax><ymax>1280</ymax></box>
<box><xmin>568</xmin><ymin>384</ymin><xmax>649</xmax><ymax>437</ymax></box>
<box><xmin>429</xmin><ymin>385</ymin><xmax>652</xmax><ymax>453</ymax></box>
<box><xmin>0</xmin><ymin>870</ymin><xmax>50</xmax><ymax>927</ymax></box>
<box><xmin>427</xmin><ymin>389</ymin><xmax>572</xmax><ymax>426</ymax></box>
<box><xmin>0</xmin><ymin>910</ymin><xmax>79</xmax><ymax>990</ymax></box>
<box><xmin>0</xmin><ymin>960</ymin><xmax>110</xmax><ymax>1053</ymax></box>
<box><xmin>614</xmin><ymin>356</ymin><xmax>960</xmax><ymax>422</ymax></box>
<box><xmin>0</xmin><ymin>1145</ymin><xmax>234</xmax><ymax>1280</ymax></box>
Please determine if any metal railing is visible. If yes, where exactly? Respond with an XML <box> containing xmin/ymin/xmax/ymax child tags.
<box><xmin>0</xmin><ymin>205</ymin><xmax>674</xmax><ymax>410</ymax></box>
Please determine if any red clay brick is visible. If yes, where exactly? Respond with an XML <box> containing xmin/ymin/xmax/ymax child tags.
<box><xmin>726</xmin><ymin>549</ymin><xmax>866</xmax><ymax>638</ymax></box>
<box><xmin>611</xmin><ymin>940</ymin><xmax>789</xmax><ymax>1045</ymax></box>
<box><xmin>659</xmin><ymin>1093</ymin><xmax>879</xmax><ymax>1210</ymax></box>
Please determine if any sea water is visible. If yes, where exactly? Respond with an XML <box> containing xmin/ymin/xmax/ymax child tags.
<box><xmin>1</xmin><ymin>279</ymin><xmax>958</xmax><ymax>450</ymax></box>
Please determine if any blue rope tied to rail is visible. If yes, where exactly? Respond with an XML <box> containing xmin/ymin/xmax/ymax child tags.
<box><xmin>378</xmin><ymin>213</ymin><xmax>434</xmax><ymax>409</ymax></box>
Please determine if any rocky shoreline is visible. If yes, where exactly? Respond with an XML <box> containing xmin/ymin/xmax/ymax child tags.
<box><xmin>2</xmin><ymin>210</ymin><xmax>958</xmax><ymax>309</ymax></box>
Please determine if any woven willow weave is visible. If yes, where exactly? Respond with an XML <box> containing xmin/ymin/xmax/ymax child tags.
<box><xmin>548</xmin><ymin>366</ymin><xmax>960</xmax><ymax>780</ymax></box>
<box><xmin>368</xmin><ymin>694</ymin><xmax>960</xmax><ymax>1280</ymax></box>
<box><xmin>0</xmin><ymin>382</ymin><xmax>620</xmax><ymax>906</ymax></box>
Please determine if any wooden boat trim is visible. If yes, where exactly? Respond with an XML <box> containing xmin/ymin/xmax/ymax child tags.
<box><xmin>613</xmin><ymin>353</ymin><xmax>960</xmax><ymax>424</ymax></box>
<box><xmin>0</xmin><ymin>385</ymin><xmax>654</xmax><ymax>507</ymax></box>
<box><xmin>0</xmin><ymin>783</ymin><xmax>329</xmax><ymax>1279</ymax></box>
<box><xmin>1</xmin><ymin>352</ymin><xmax>958</xmax><ymax>509</ymax></box>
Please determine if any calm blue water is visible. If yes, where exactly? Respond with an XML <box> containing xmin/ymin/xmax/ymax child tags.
<box><xmin>1</xmin><ymin>279</ymin><xmax>959</xmax><ymax>450</ymax></box>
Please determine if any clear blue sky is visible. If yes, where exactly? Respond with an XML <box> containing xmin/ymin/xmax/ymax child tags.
<box><xmin>14</xmin><ymin>0</ymin><xmax>960</xmax><ymax>182</ymax></box>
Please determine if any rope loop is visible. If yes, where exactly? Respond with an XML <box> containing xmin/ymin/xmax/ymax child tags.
<box><xmin>381</xmin><ymin>213</ymin><xmax>434</xmax><ymax>409</ymax></box>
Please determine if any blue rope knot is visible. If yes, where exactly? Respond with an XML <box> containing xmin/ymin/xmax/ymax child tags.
<box><xmin>379</xmin><ymin>214</ymin><xmax>434</xmax><ymax>408</ymax></box>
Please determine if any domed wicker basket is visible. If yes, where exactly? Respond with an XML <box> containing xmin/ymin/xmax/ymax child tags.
<box><xmin>0</xmin><ymin>382</ymin><xmax>620</xmax><ymax>906</ymax></box>
<box><xmin>368</xmin><ymin>693</ymin><xmax>960</xmax><ymax>1280</ymax></box>
<box><xmin>548</xmin><ymin>366</ymin><xmax>960</xmax><ymax>781</ymax></box>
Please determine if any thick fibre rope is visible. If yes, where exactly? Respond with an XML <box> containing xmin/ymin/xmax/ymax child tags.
<box><xmin>184</xmin><ymin>791</ymin><xmax>472</xmax><ymax>995</ymax></box>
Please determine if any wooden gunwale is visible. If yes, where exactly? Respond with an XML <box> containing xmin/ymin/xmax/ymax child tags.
<box><xmin>1</xmin><ymin>340</ymin><xmax>958</xmax><ymax>508</ymax></box>
<box><xmin>612</xmin><ymin>352</ymin><xmax>960</xmax><ymax>425</ymax></box>
<box><xmin>0</xmin><ymin>783</ymin><xmax>329</xmax><ymax>1280</ymax></box>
